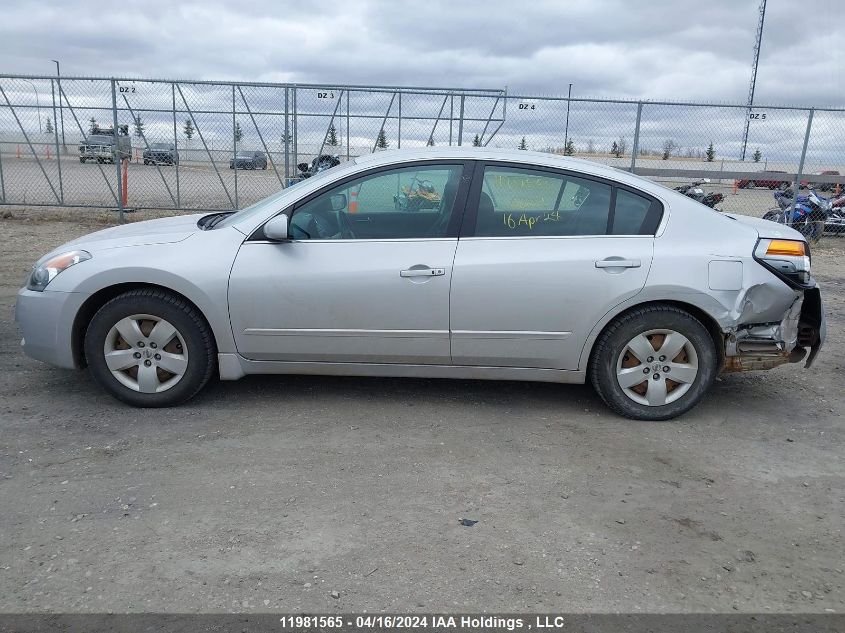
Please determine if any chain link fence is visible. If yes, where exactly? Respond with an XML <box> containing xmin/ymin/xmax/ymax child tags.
<box><xmin>1</xmin><ymin>74</ymin><xmax>843</xmax><ymax>240</ymax></box>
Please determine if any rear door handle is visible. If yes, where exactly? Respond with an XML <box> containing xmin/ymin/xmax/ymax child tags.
<box><xmin>595</xmin><ymin>259</ymin><xmax>641</xmax><ymax>268</ymax></box>
<box><xmin>400</xmin><ymin>267</ymin><xmax>445</xmax><ymax>278</ymax></box>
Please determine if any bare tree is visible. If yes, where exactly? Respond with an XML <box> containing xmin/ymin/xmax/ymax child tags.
<box><xmin>661</xmin><ymin>139</ymin><xmax>676</xmax><ymax>160</ymax></box>
<box><xmin>617</xmin><ymin>137</ymin><xmax>627</xmax><ymax>157</ymax></box>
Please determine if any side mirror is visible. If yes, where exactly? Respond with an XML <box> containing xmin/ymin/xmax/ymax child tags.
<box><xmin>264</xmin><ymin>214</ymin><xmax>289</xmax><ymax>241</ymax></box>
<box><xmin>330</xmin><ymin>193</ymin><xmax>347</xmax><ymax>211</ymax></box>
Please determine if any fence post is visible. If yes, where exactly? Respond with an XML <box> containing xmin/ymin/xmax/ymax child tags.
<box><xmin>630</xmin><ymin>102</ymin><xmax>643</xmax><ymax>173</ymax></box>
<box><xmin>457</xmin><ymin>95</ymin><xmax>465</xmax><ymax>146</ymax></box>
<box><xmin>346</xmin><ymin>90</ymin><xmax>351</xmax><ymax>161</ymax></box>
<box><xmin>397</xmin><ymin>92</ymin><xmax>402</xmax><ymax>149</ymax></box>
<box><xmin>50</xmin><ymin>79</ymin><xmax>64</xmax><ymax>203</ymax></box>
<box><xmin>0</xmin><ymin>136</ymin><xmax>5</xmax><ymax>203</ymax></box>
<box><xmin>793</xmin><ymin>108</ymin><xmax>813</xmax><ymax>195</ymax></box>
<box><xmin>110</xmin><ymin>79</ymin><xmax>124</xmax><ymax>223</ymax></box>
<box><xmin>292</xmin><ymin>87</ymin><xmax>298</xmax><ymax>172</ymax></box>
<box><xmin>232</xmin><ymin>85</ymin><xmax>238</xmax><ymax>210</ymax></box>
<box><xmin>172</xmin><ymin>82</ymin><xmax>180</xmax><ymax>207</ymax></box>
<box><xmin>284</xmin><ymin>86</ymin><xmax>289</xmax><ymax>181</ymax></box>
<box><xmin>449</xmin><ymin>94</ymin><xmax>454</xmax><ymax>145</ymax></box>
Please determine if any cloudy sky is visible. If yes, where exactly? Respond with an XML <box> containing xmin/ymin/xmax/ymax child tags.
<box><xmin>0</xmin><ymin>0</ymin><xmax>842</xmax><ymax>106</ymax></box>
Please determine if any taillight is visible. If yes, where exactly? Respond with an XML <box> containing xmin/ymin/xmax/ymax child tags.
<box><xmin>754</xmin><ymin>238</ymin><xmax>811</xmax><ymax>286</ymax></box>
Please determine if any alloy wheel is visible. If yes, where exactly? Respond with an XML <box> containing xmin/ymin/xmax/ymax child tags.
<box><xmin>103</xmin><ymin>313</ymin><xmax>188</xmax><ymax>393</ymax></box>
<box><xmin>616</xmin><ymin>329</ymin><xmax>699</xmax><ymax>406</ymax></box>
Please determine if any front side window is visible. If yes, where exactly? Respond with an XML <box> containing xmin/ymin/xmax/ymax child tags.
<box><xmin>289</xmin><ymin>164</ymin><xmax>463</xmax><ymax>240</ymax></box>
<box><xmin>475</xmin><ymin>166</ymin><xmax>612</xmax><ymax>237</ymax></box>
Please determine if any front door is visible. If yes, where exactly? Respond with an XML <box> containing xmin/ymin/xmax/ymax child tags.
<box><xmin>450</xmin><ymin>163</ymin><xmax>659</xmax><ymax>370</ymax></box>
<box><xmin>228</xmin><ymin>162</ymin><xmax>469</xmax><ymax>364</ymax></box>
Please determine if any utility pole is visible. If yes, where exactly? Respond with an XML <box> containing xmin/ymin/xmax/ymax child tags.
<box><xmin>51</xmin><ymin>59</ymin><xmax>66</xmax><ymax>151</ymax></box>
<box><xmin>21</xmin><ymin>79</ymin><xmax>42</xmax><ymax>133</ymax></box>
<box><xmin>741</xmin><ymin>0</ymin><xmax>767</xmax><ymax>161</ymax></box>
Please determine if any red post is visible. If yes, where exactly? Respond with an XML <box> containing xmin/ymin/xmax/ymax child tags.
<box><xmin>121</xmin><ymin>158</ymin><xmax>129</xmax><ymax>207</ymax></box>
<box><xmin>16</xmin><ymin>145</ymin><xmax>21</xmax><ymax>159</ymax></box>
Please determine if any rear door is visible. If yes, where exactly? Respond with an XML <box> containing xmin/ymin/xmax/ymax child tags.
<box><xmin>450</xmin><ymin>162</ymin><xmax>660</xmax><ymax>370</ymax></box>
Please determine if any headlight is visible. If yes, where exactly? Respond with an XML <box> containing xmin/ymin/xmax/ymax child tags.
<box><xmin>754</xmin><ymin>238</ymin><xmax>811</xmax><ymax>286</ymax></box>
<box><xmin>27</xmin><ymin>250</ymin><xmax>91</xmax><ymax>291</ymax></box>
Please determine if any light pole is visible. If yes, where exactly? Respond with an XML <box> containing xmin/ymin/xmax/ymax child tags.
<box><xmin>20</xmin><ymin>79</ymin><xmax>42</xmax><ymax>133</ymax></box>
<box><xmin>51</xmin><ymin>59</ymin><xmax>66</xmax><ymax>150</ymax></box>
<box><xmin>563</xmin><ymin>83</ymin><xmax>572</xmax><ymax>153</ymax></box>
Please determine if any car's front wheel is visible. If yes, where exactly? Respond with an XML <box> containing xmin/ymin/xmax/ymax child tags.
<box><xmin>84</xmin><ymin>289</ymin><xmax>215</xmax><ymax>407</ymax></box>
<box><xmin>590</xmin><ymin>305</ymin><xmax>718</xmax><ymax>421</ymax></box>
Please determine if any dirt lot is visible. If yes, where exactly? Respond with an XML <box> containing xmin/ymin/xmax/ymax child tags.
<box><xmin>0</xmin><ymin>213</ymin><xmax>843</xmax><ymax>614</ymax></box>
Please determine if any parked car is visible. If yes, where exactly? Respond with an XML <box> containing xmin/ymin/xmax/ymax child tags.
<box><xmin>143</xmin><ymin>143</ymin><xmax>179</xmax><ymax>166</ymax></box>
<box><xmin>78</xmin><ymin>130</ymin><xmax>131</xmax><ymax>164</ymax></box>
<box><xmin>736</xmin><ymin>171</ymin><xmax>790</xmax><ymax>189</ymax></box>
<box><xmin>15</xmin><ymin>148</ymin><xmax>825</xmax><ymax>421</ymax></box>
<box><xmin>802</xmin><ymin>170</ymin><xmax>841</xmax><ymax>192</ymax></box>
<box><xmin>229</xmin><ymin>151</ymin><xmax>267</xmax><ymax>170</ymax></box>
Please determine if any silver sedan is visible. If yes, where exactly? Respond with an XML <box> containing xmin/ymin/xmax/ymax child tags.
<box><xmin>14</xmin><ymin>148</ymin><xmax>826</xmax><ymax>420</ymax></box>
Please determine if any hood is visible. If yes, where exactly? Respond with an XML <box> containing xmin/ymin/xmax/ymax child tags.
<box><xmin>46</xmin><ymin>214</ymin><xmax>204</xmax><ymax>257</ymax></box>
<box><xmin>723</xmin><ymin>213</ymin><xmax>805</xmax><ymax>241</ymax></box>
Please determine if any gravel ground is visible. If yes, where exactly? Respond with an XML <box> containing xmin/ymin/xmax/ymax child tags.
<box><xmin>0</xmin><ymin>214</ymin><xmax>842</xmax><ymax>614</ymax></box>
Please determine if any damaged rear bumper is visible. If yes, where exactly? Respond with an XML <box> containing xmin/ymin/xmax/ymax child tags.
<box><xmin>722</xmin><ymin>285</ymin><xmax>825</xmax><ymax>372</ymax></box>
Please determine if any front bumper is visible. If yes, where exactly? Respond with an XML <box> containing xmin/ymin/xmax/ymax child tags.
<box><xmin>14</xmin><ymin>288</ymin><xmax>89</xmax><ymax>369</ymax></box>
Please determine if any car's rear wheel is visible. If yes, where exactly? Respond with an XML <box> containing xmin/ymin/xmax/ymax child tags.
<box><xmin>590</xmin><ymin>305</ymin><xmax>718</xmax><ymax>421</ymax></box>
<box><xmin>84</xmin><ymin>289</ymin><xmax>215</xmax><ymax>407</ymax></box>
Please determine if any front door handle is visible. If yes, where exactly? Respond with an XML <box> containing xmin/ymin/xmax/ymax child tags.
<box><xmin>400</xmin><ymin>267</ymin><xmax>446</xmax><ymax>278</ymax></box>
<box><xmin>595</xmin><ymin>259</ymin><xmax>641</xmax><ymax>269</ymax></box>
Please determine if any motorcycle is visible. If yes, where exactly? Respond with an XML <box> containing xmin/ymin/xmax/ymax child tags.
<box><xmin>674</xmin><ymin>179</ymin><xmax>724</xmax><ymax>209</ymax></box>
<box><xmin>296</xmin><ymin>154</ymin><xmax>341</xmax><ymax>179</ymax></box>
<box><xmin>762</xmin><ymin>188</ymin><xmax>832</xmax><ymax>243</ymax></box>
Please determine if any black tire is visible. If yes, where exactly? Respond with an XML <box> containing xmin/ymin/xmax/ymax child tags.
<box><xmin>84</xmin><ymin>289</ymin><xmax>216</xmax><ymax>407</ymax></box>
<box><xmin>589</xmin><ymin>305</ymin><xmax>718</xmax><ymax>421</ymax></box>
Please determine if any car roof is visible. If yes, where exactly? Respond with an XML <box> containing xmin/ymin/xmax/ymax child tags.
<box><xmin>353</xmin><ymin>147</ymin><xmax>661</xmax><ymax>193</ymax></box>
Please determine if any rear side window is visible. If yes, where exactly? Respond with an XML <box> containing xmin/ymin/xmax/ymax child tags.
<box><xmin>475</xmin><ymin>166</ymin><xmax>612</xmax><ymax>237</ymax></box>
<box><xmin>612</xmin><ymin>189</ymin><xmax>661</xmax><ymax>235</ymax></box>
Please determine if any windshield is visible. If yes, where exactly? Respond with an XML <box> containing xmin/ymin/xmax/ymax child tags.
<box><xmin>214</xmin><ymin>168</ymin><xmax>339</xmax><ymax>230</ymax></box>
<box><xmin>150</xmin><ymin>143</ymin><xmax>172</xmax><ymax>150</ymax></box>
<box><xmin>236</xmin><ymin>152</ymin><xmax>256</xmax><ymax>158</ymax></box>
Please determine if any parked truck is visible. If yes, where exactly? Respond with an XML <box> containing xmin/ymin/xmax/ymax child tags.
<box><xmin>79</xmin><ymin>127</ymin><xmax>131</xmax><ymax>164</ymax></box>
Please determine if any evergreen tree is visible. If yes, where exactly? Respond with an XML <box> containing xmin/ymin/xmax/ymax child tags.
<box><xmin>45</xmin><ymin>117</ymin><xmax>53</xmax><ymax>134</ymax></box>
<box><xmin>375</xmin><ymin>128</ymin><xmax>389</xmax><ymax>149</ymax></box>
<box><xmin>88</xmin><ymin>117</ymin><xmax>98</xmax><ymax>134</ymax></box>
<box><xmin>705</xmin><ymin>141</ymin><xmax>715</xmax><ymax>162</ymax></box>
<box><xmin>234</xmin><ymin>121</ymin><xmax>242</xmax><ymax>143</ymax></box>
<box><xmin>564</xmin><ymin>139</ymin><xmax>575</xmax><ymax>156</ymax></box>
<box><xmin>518</xmin><ymin>136</ymin><xmax>528</xmax><ymax>150</ymax></box>
<box><xmin>610</xmin><ymin>140</ymin><xmax>618</xmax><ymax>156</ymax></box>
<box><xmin>752</xmin><ymin>148</ymin><xmax>762</xmax><ymax>163</ymax></box>
<box><xmin>133</xmin><ymin>115</ymin><xmax>145</xmax><ymax>138</ymax></box>
<box><xmin>472</xmin><ymin>133</ymin><xmax>481</xmax><ymax>147</ymax></box>
<box><xmin>326</xmin><ymin>123</ymin><xmax>339</xmax><ymax>146</ymax></box>
<box><xmin>183</xmin><ymin>119</ymin><xmax>195</xmax><ymax>141</ymax></box>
